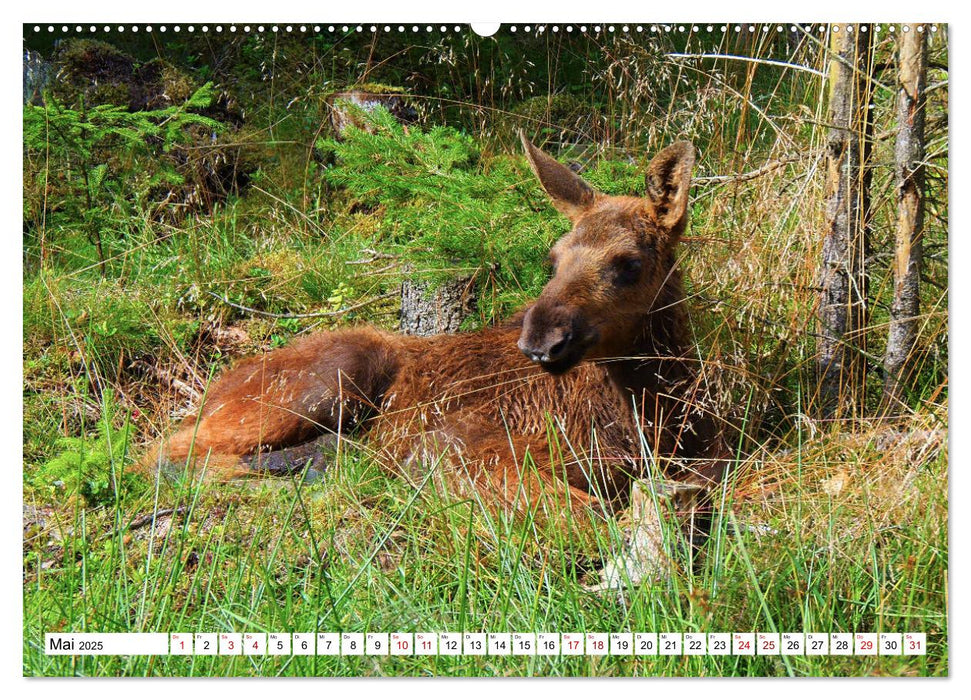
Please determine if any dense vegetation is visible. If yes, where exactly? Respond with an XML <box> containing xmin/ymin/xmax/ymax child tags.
<box><xmin>23</xmin><ymin>25</ymin><xmax>948</xmax><ymax>677</ymax></box>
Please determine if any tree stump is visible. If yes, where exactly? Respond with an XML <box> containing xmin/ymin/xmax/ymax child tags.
<box><xmin>399</xmin><ymin>276</ymin><xmax>475</xmax><ymax>337</ymax></box>
<box><xmin>328</xmin><ymin>88</ymin><xmax>417</xmax><ymax>136</ymax></box>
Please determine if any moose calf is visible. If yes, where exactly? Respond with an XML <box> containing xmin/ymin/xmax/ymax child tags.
<box><xmin>145</xmin><ymin>134</ymin><xmax>730</xmax><ymax>527</ymax></box>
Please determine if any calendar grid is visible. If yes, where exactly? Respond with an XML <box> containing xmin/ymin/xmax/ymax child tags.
<box><xmin>44</xmin><ymin>632</ymin><xmax>927</xmax><ymax>657</ymax></box>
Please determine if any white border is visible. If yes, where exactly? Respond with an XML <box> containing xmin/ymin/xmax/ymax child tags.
<box><xmin>6</xmin><ymin>0</ymin><xmax>961</xmax><ymax>696</ymax></box>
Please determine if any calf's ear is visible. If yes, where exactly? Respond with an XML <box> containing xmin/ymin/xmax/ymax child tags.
<box><xmin>644</xmin><ymin>141</ymin><xmax>695</xmax><ymax>231</ymax></box>
<box><xmin>520</xmin><ymin>131</ymin><xmax>596</xmax><ymax>220</ymax></box>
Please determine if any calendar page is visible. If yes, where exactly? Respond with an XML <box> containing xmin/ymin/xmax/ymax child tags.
<box><xmin>21</xmin><ymin>15</ymin><xmax>948</xmax><ymax>679</ymax></box>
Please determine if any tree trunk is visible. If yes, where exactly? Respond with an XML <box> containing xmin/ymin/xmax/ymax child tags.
<box><xmin>817</xmin><ymin>25</ymin><xmax>875</xmax><ymax>417</ymax></box>
<box><xmin>399</xmin><ymin>275</ymin><xmax>475</xmax><ymax>337</ymax></box>
<box><xmin>884</xmin><ymin>26</ymin><xmax>928</xmax><ymax>407</ymax></box>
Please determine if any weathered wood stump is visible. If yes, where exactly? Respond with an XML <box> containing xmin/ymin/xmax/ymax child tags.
<box><xmin>400</xmin><ymin>276</ymin><xmax>475</xmax><ymax>336</ymax></box>
<box><xmin>585</xmin><ymin>479</ymin><xmax>704</xmax><ymax>593</ymax></box>
<box><xmin>23</xmin><ymin>50</ymin><xmax>49</xmax><ymax>105</ymax></box>
<box><xmin>328</xmin><ymin>88</ymin><xmax>417</xmax><ymax>136</ymax></box>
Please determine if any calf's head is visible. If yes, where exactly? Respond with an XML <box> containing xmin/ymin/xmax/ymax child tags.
<box><xmin>517</xmin><ymin>134</ymin><xmax>695</xmax><ymax>374</ymax></box>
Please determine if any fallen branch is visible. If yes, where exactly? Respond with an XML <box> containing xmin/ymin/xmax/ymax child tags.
<box><xmin>126</xmin><ymin>507</ymin><xmax>185</xmax><ymax>532</ymax></box>
<box><xmin>206</xmin><ymin>291</ymin><xmax>397</xmax><ymax>320</ymax></box>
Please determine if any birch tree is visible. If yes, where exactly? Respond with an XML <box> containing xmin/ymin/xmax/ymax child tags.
<box><xmin>884</xmin><ymin>26</ymin><xmax>929</xmax><ymax>406</ymax></box>
<box><xmin>817</xmin><ymin>25</ymin><xmax>875</xmax><ymax>417</ymax></box>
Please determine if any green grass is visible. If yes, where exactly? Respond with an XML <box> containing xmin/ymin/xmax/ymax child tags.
<box><xmin>23</xmin><ymin>400</ymin><xmax>948</xmax><ymax>676</ymax></box>
<box><xmin>21</xmin><ymin>149</ymin><xmax>949</xmax><ymax>677</ymax></box>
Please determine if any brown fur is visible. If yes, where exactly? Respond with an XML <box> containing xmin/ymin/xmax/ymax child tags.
<box><xmin>142</xmin><ymin>136</ymin><xmax>730</xmax><ymax>519</ymax></box>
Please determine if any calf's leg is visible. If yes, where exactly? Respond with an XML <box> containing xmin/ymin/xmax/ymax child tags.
<box><xmin>143</xmin><ymin>328</ymin><xmax>400</xmax><ymax>479</ymax></box>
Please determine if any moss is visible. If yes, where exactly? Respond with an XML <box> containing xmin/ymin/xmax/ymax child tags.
<box><xmin>132</xmin><ymin>58</ymin><xmax>195</xmax><ymax>110</ymax></box>
<box><xmin>497</xmin><ymin>93</ymin><xmax>599</xmax><ymax>145</ymax></box>
<box><xmin>50</xmin><ymin>39</ymin><xmax>136</xmax><ymax>108</ymax></box>
<box><xmin>326</xmin><ymin>84</ymin><xmax>417</xmax><ymax>136</ymax></box>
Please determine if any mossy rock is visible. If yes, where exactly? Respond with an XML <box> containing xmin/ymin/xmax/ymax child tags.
<box><xmin>497</xmin><ymin>93</ymin><xmax>603</xmax><ymax>147</ymax></box>
<box><xmin>50</xmin><ymin>39</ymin><xmax>136</xmax><ymax>107</ymax></box>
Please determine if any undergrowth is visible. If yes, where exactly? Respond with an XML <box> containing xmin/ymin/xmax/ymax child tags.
<box><xmin>23</xmin><ymin>412</ymin><xmax>947</xmax><ymax>677</ymax></box>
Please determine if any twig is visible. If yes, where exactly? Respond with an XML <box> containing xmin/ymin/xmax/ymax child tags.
<box><xmin>207</xmin><ymin>290</ymin><xmax>396</xmax><ymax>319</ymax></box>
<box><xmin>694</xmin><ymin>151</ymin><xmax>821</xmax><ymax>185</ymax></box>
<box><xmin>133</xmin><ymin>360</ymin><xmax>202</xmax><ymax>401</ymax></box>
<box><xmin>126</xmin><ymin>508</ymin><xmax>185</xmax><ymax>532</ymax></box>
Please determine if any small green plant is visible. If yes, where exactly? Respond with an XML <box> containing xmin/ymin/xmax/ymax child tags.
<box><xmin>23</xmin><ymin>84</ymin><xmax>224</xmax><ymax>271</ymax></box>
<box><xmin>30</xmin><ymin>395</ymin><xmax>142</xmax><ymax>507</ymax></box>
<box><xmin>326</xmin><ymin>281</ymin><xmax>355</xmax><ymax>311</ymax></box>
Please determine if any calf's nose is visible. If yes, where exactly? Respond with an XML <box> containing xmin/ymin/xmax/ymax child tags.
<box><xmin>518</xmin><ymin>327</ymin><xmax>573</xmax><ymax>364</ymax></box>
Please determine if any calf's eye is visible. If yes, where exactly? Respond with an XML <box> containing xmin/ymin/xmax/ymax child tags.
<box><xmin>613</xmin><ymin>257</ymin><xmax>642</xmax><ymax>286</ymax></box>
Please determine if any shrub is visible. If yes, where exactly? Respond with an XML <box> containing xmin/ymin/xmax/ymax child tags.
<box><xmin>23</xmin><ymin>84</ymin><xmax>227</xmax><ymax>270</ymax></box>
<box><xmin>29</xmin><ymin>395</ymin><xmax>143</xmax><ymax>507</ymax></box>
<box><xmin>317</xmin><ymin>107</ymin><xmax>571</xmax><ymax>320</ymax></box>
